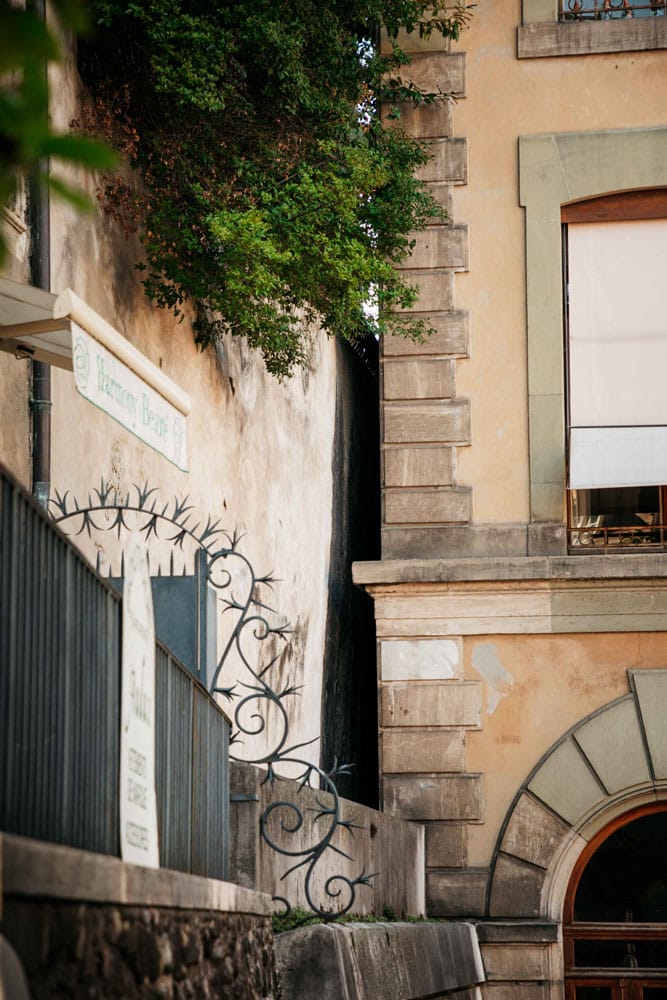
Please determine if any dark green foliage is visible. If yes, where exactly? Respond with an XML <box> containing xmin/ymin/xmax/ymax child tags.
<box><xmin>82</xmin><ymin>1</ymin><xmax>473</xmax><ymax>377</ymax></box>
<box><xmin>0</xmin><ymin>0</ymin><xmax>116</xmax><ymax>261</ymax></box>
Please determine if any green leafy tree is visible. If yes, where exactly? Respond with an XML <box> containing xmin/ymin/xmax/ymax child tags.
<box><xmin>82</xmin><ymin>1</ymin><xmax>472</xmax><ymax>377</ymax></box>
<box><xmin>0</xmin><ymin>0</ymin><xmax>116</xmax><ymax>260</ymax></box>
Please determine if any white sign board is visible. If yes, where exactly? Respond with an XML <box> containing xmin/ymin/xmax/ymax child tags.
<box><xmin>120</xmin><ymin>532</ymin><xmax>160</xmax><ymax>868</ymax></box>
<box><xmin>72</xmin><ymin>324</ymin><xmax>188</xmax><ymax>471</ymax></box>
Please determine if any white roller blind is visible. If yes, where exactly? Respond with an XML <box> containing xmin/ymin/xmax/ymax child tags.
<box><xmin>570</xmin><ymin>426</ymin><xmax>667</xmax><ymax>490</ymax></box>
<box><xmin>568</xmin><ymin>218</ymin><xmax>667</xmax><ymax>488</ymax></box>
<box><xmin>568</xmin><ymin>218</ymin><xmax>667</xmax><ymax>429</ymax></box>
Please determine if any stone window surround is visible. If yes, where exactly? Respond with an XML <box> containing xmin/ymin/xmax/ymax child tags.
<box><xmin>518</xmin><ymin>126</ymin><xmax>667</xmax><ymax>523</ymax></box>
<box><xmin>520</xmin><ymin>0</ymin><xmax>667</xmax><ymax>57</ymax></box>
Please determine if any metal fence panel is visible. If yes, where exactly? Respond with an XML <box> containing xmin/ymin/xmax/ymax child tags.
<box><xmin>156</xmin><ymin>645</ymin><xmax>194</xmax><ymax>872</ymax></box>
<box><xmin>0</xmin><ymin>467</ymin><xmax>229</xmax><ymax>880</ymax></box>
<box><xmin>191</xmin><ymin>684</ymin><xmax>230</xmax><ymax>881</ymax></box>
<box><xmin>0</xmin><ymin>472</ymin><xmax>121</xmax><ymax>855</ymax></box>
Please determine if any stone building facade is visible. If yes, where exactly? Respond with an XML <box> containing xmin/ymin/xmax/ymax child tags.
<box><xmin>355</xmin><ymin>3</ymin><xmax>667</xmax><ymax>997</ymax></box>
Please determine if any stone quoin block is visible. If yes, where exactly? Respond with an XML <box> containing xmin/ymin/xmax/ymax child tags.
<box><xmin>426</xmin><ymin>870</ymin><xmax>487</xmax><ymax>918</ymax></box>
<box><xmin>397</xmin><ymin>225</ymin><xmax>468</xmax><ymax>271</ymax></box>
<box><xmin>384</xmin><ymin>487</ymin><xmax>471</xmax><ymax>525</ymax></box>
<box><xmin>400</xmin><ymin>52</ymin><xmax>466</xmax><ymax>97</ymax></box>
<box><xmin>381</xmin><ymin>681</ymin><xmax>481</xmax><ymax>728</ymax></box>
<box><xmin>384</xmin><ymin>310</ymin><xmax>469</xmax><ymax>355</ymax></box>
<box><xmin>382</xmin><ymin>729</ymin><xmax>465</xmax><ymax>774</ymax></box>
<box><xmin>425</xmin><ymin>822</ymin><xmax>468</xmax><ymax>868</ymax></box>
<box><xmin>383</xmin><ymin>358</ymin><xmax>454</xmax><ymax>401</ymax></box>
<box><xmin>480</xmin><ymin>942</ymin><xmax>551</xmax><ymax>982</ymax></box>
<box><xmin>383</xmin><ymin>446</ymin><xmax>454</xmax><ymax>488</ymax></box>
<box><xmin>382</xmin><ymin>98</ymin><xmax>453</xmax><ymax>140</ymax></box>
<box><xmin>383</xmin><ymin>400</ymin><xmax>471</xmax><ymax>445</ymax></box>
<box><xmin>380</xmin><ymin>638</ymin><xmax>462</xmax><ymax>681</ymax></box>
<box><xmin>383</xmin><ymin>774</ymin><xmax>482</xmax><ymax>821</ymax></box>
<box><xmin>482</xmin><ymin>987</ymin><xmax>550</xmax><ymax>1000</ymax></box>
<box><xmin>391</xmin><ymin>271</ymin><xmax>455</xmax><ymax>313</ymax></box>
<box><xmin>416</xmin><ymin>138</ymin><xmax>467</xmax><ymax>184</ymax></box>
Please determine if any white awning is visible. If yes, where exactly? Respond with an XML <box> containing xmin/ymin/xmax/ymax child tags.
<box><xmin>569</xmin><ymin>426</ymin><xmax>667</xmax><ymax>490</ymax></box>
<box><xmin>0</xmin><ymin>277</ymin><xmax>191</xmax><ymax>471</ymax></box>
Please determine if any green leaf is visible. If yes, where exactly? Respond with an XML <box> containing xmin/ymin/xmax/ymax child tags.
<box><xmin>79</xmin><ymin>0</ymin><xmax>472</xmax><ymax>377</ymax></box>
<box><xmin>41</xmin><ymin>133</ymin><xmax>118</xmax><ymax>170</ymax></box>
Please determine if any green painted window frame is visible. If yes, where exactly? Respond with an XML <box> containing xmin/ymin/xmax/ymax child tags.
<box><xmin>518</xmin><ymin>127</ymin><xmax>667</xmax><ymax>523</ymax></box>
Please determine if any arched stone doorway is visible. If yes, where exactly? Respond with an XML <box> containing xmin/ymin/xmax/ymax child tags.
<box><xmin>563</xmin><ymin>804</ymin><xmax>667</xmax><ymax>999</ymax></box>
<box><xmin>481</xmin><ymin>668</ymin><xmax>667</xmax><ymax>998</ymax></box>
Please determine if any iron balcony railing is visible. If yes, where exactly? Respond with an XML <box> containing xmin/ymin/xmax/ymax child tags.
<box><xmin>569</xmin><ymin>521</ymin><xmax>667</xmax><ymax>550</ymax></box>
<box><xmin>560</xmin><ymin>0</ymin><xmax>666</xmax><ymax>19</ymax></box>
<box><xmin>0</xmin><ymin>465</ymin><xmax>229</xmax><ymax>880</ymax></box>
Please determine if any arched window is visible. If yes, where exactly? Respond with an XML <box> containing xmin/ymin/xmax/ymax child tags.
<box><xmin>564</xmin><ymin>805</ymin><xmax>667</xmax><ymax>999</ymax></box>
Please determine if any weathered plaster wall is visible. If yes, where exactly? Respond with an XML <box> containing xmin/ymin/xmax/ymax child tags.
<box><xmin>462</xmin><ymin>630</ymin><xmax>667</xmax><ymax>866</ymax></box>
<box><xmin>0</xmin><ymin>38</ymin><xmax>358</xmax><ymax>761</ymax></box>
<box><xmin>0</xmin><ymin>197</ymin><xmax>33</xmax><ymax>490</ymax></box>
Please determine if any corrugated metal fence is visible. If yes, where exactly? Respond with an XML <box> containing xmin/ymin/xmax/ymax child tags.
<box><xmin>0</xmin><ymin>466</ymin><xmax>229</xmax><ymax>880</ymax></box>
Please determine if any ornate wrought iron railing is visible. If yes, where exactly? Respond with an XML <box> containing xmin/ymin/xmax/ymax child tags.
<box><xmin>0</xmin><ymin>466</ymin><xmax>229</xmax><ymax>880</ymax></box>
<box><xmin>560</xmin><ymin>0</ymin><xmax>666</xmax><ymax>19</ymax></box>
<box><xmin>569</xmin><ymin>521</ymin><xmax>667</xmax><ymax>550</ymax></box>
<box><xmin>48</xmin><ymin>481</ymin><xmax>374</xmax><ymax>922</ymax></box>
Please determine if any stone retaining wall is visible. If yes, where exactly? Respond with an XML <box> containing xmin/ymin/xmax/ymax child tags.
<box><xmin>0</xmin><ymin>834</ymin><xmax>276</xmax><ymax>1000</ymax></box>
<box><xmin>230</xmin><ymin>762</ymin><xmax>425</xmax><ymax>919</ymax></box>
<box><xmin>4</xmin><ymin>900</ymin><xmax>275</xmax><ymax>1000</ymax></box>
<box><xmin>275</xmin><ymin>921</ymin><xmax>485</xmax><ymax>1000</ymax></box>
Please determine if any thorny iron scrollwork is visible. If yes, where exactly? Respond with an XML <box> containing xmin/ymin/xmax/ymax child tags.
<box><xmin>49</xmin><ymin>481</ymin><xmax>375</xmax><ymax>922</ymax></box>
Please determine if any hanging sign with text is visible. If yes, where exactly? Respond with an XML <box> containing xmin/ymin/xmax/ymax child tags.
<box><xmin>120</xmin><ymin>532</ymin><xmax>160</xmax><ymax>868</ymax></box>
<box><xmin>72</xmin><ymin>324</ymin><xmax>188</xmax><ymax>471</ymax></box>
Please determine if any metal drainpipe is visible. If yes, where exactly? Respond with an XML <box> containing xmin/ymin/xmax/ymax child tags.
<box><xmin>28</xmin><ymin>0</ymin><xmax>51</xmax><ymax>507</ymax></box>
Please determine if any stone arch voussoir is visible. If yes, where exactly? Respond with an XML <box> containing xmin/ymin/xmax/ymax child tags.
<box><xmin>487</xmin><ymin>668</ymin><xmax>667</xmax><ymax>920</ymax></box>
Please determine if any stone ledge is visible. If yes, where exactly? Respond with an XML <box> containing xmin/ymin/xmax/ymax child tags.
<box><xmin>353</xmin><ymin>551</ymin><xmax>667</xmax><ymax>587</ymax></box>
<box><xmin>474</xmin><ymin>921</ymin><xmax>558</xmax><ymax>944</ymax></box>
<box><xmin>0</xmin><ymin>834</ymin><xmax>273</xmax><ymax>916</ymax></box>
<box><xmin>274</xmin><ymin>920</ymin><xmax>485</xmax><ymax>1000</ymax></box>
<box><xmin>518</xmin><ymin>18</ymin><xmax>667</xmax><ymax>58</ymax></box>
<box><xmin>378</xmin><ymin>525</ymin><xmax>529</xmax><ymax>562</ymax></box>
